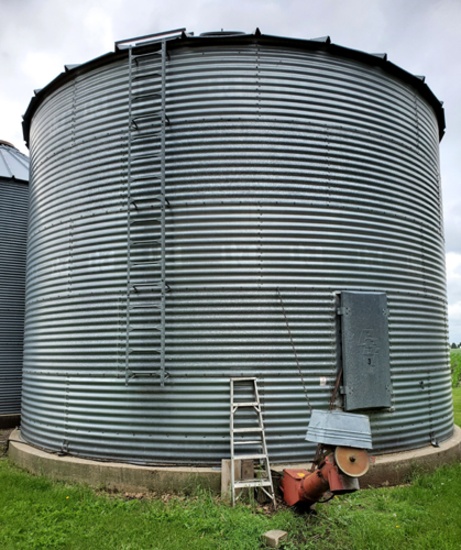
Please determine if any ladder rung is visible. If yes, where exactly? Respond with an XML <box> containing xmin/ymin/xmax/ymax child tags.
<box><xmin>129</xmin><ymin>348</ymin><xmax>161</xmax><ymax>354</ymax></box>
<box><xmin>130</xmin><ymin>200</ymin><xmax>162</xmax><ymax>209</ymax></box>
<box><xmin>130</xmin><ymin>153</ymin><xmax>162</xmax><ymax>161</ymax></box>
<box><xmin>132</xmin><ymin>112</ymin><xmax>163</xmax><ymax>122</ymax></box>
<box><xmin>130</xmin><ymin>261</ymin><xmax>161</xmax><ymax>267</ymax></box>
<box><xmin>129</xmin><ymin>218</ymin><xmax>161</xmax><ymax>226</ymax></box>
<box><xmin>131</xmin><ymin>239</ymin><xmax>161</xmax><ymax>245</ymax></box>
<box><xmin>131</xmin><ymin>282</ymin><xmax>163</xmax><ymax>289</ymax></box>
<box><xmin>233</xmin><ymin>427</ymin><xmax>263</xmax><ymax>433</ymax></box>
<box><xmin>129</xmin><ymin>370</ymin><xmax>167</xmax><ymax>378</ymax></box>
<box><xmin>233</xmin><ymin>440</ymin><xmax>261</xmax><ymax>446</ymax></box>
<box><xmin>231</xmin><ymin>377</ymin><xmax>257</xmax><ymax>382</ymax></box>
<box><xmin>233</xmin><ymin>454</ymin><xmax>267</xmax><ymax>461</ymax></box>
<box><xmin>233</xmin><ymin>479</ymin><xmax>273</xmax><ymax>489</ymax></box>
<box><xmin>132</xmin><ymin>93</ymin><xmax>161</xmax><ymax>102</ymax></box>
<box><xmin>233</xmin><ymin>402</ymin><xmax>259</xmax><ymax>408</ymax></box>
<box><xmin>130</xmin><ymin>304</ymin><xmax>161</xmax><ymax>310</ymax></box>
<box><xmin>130</xmin><ymin>326</ymin><xmax>162</xmax><ymax>332</ymax></box>
<box><xmin>132</xmin><ymin>72</ymin><xmax>161</xmax><ymax>83</ymax></box>
<box><xmin>131</xmin><ymin>174</ymin><xmax>161</xmax><ymax>183</ymax></box>
<box><xmin>131</xmin><ymin>132</ymin><xmax>162</xmax><ymax>141</ymax></box>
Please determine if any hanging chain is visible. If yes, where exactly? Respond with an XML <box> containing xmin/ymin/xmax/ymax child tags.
<box><xmin>276</xmin><ymin>288</ymin><xmax>312</xmax><ymax>412</ymax></box>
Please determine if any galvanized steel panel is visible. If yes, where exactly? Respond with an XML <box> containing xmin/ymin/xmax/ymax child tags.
<box><xmin>0</xmin><ymin>168</ymin><xmax>29</xmax><ymax>416</ymax></box>
<box><xmin>306</xmin><ymin>409</ymin><xmax>373</xmax><ymax>449</ymax></box>
<box><xmin>340</xmin><ymin>292</ymin><xmax>392</xmax><ymax>411</ymax></box>
<box><xmin>21</xmin><ymin>37</ymin><xmax>452</xmax><ymax>465</ymax></box>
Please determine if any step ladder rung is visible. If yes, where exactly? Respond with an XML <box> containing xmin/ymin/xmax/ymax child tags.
<box><xmin>233</xmin><ymin>427</ymin><xmax>263</xmax><ymax>433</ymax></box>
<box><xmin>232</xmin><ymin>453</ymin><xmax>267</xmax><ymax>461</ymax></box>
<box><xmin>233</xmin><ymin>479</ymin><xmax>273</xmax><ymax>489</ymax></box>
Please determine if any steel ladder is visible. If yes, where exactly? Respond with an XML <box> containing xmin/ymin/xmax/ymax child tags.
<box><xmin>230</xmin><ymin>377</ymin><xmax>276</xmax><ymax>507</ymax></box>
<box><xmin>124</xmin><ymin>38</ymin><xmax>171</xmax><ymax>385</ymax></box>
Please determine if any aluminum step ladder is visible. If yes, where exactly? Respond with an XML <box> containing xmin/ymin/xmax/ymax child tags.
<box><xmin>230</xmin><ymin>377</ymin><xmax>276</xmax><ymax>507</ymax></box>
<box><xmin>124</xmin><ymin>35</ymin><xmax>178</xmax><ymax>386</ymax></box>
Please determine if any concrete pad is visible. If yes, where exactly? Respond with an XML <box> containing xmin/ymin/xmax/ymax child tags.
<box><xmin>8</xmin><ymin>426</ymin><xmax>461</xmax><ymax>495</ymax></box>
<box><xmin>8</xmin><ymin>429</ymin><xmax>220</xmax><ymax>494</ymax></box>
<box><xmin>362</xmin><ymin>425</ymin><xmax>461</xmax><ymax>487</ymax></box>
<box><xmin>262</xmin><ymin>529</ymin><xmax>288</xmax><ymax>548</ymax></box>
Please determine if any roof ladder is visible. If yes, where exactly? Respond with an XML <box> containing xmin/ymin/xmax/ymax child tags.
<box><xmin>230</xmin><ymin>377</ymin><xmax>276</xmax><ymax>508</ymax></box>
<box><xmin>125</xmin><ymin>40</ymin><xmax>169</xmax><ymax>386</ymax></box>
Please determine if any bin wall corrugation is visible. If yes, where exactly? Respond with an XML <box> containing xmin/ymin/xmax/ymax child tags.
<box><xmin>21</xmin><ymin>41</ymin><xmax>451</xmax><ymax>465</ymax></box>
<box><xmin>0</xmin><ymin>177</ymin><xmax>29</xmax><ymax>416</ymax></box>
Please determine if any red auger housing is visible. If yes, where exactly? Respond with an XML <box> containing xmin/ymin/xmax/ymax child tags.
<box><xmin>281</xmin><ymin>446</ymin><xmax>370</xmax><ymax>507</ymax></box>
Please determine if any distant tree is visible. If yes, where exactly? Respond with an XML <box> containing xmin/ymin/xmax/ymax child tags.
<box><xmin>451</xmin><ymin>343</ymin><xmax>458</xmax><ymax>349</ymax></box>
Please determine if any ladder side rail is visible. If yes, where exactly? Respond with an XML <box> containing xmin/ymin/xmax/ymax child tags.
<box><xmin>125</xmin><ymin>46</ymin><xmax>135</xmax><ymax>385</ymax></box>
<box><xmin>230</xmin><ymin>379</ymin><xmax>236</xmax><ymax>506</ymax></box>
<box><xmin>254</xmin><ymin>379</ymin><xmax>277</xmax><ymax>507</ymax></box>
<box><xmin>158</xmin><ymin>39</ymin><xmax>167</xmax><ymax>387</ymax></box>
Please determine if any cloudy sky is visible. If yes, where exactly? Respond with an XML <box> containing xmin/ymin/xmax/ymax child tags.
<box><xmin>1</xmin><ymin>0</ymin><xmax>460</xmax><ymax>341</ymax></box>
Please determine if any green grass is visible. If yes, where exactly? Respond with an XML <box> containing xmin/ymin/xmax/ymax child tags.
<box><xmin>1</xmin><ymin>389</ymin><xmax>460</xmax><ymax>549</ymax></box>
<box><xmin>2</xmin><ymin>457</ymin><xmax>461</xmax><ymax>549</ymax></box>
<box><xmin>450</xmin><ymin>349</ymin><xmax>461</xmax><ymax>387</ymax></box>
<box><xmin>453</xmin><ymin>386</ymin><xmax>461</xmax><ymax>428</ymax></box>
<box><xmin>312</xmin><ymin>463</ymin><xmax>461</xmax><ymax>550</ymax></box>
<box><xmin>0</xmin><ymin>459</ymin><xmax>302</xmax><ymax>550</ymax></box>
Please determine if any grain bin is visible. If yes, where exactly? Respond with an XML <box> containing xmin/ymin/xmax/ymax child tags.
<box><xmin>20</xmin><ymin>30</ymin><xmax>451</xmax><ymax>465</ymax></box>
<box><xmin>0</xmin><ymin>141</ymin><xmax>29</xmax><ymax>425</ymax></box>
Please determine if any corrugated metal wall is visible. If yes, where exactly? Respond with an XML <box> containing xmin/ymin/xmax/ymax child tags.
<box><xmin>21</xmin><ymin>37</ymin><xmax>452</xmax><ymax>464</ymax></box>
<box><xmin>0</xmin><ymin>177</ymin><xmax>28</xmax><ymax>417</ymax></box>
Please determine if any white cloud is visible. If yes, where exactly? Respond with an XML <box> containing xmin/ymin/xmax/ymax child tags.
<box><xmin>20</xmin><ymin>51</ymin><xmax>63</xmax><ymax>89</ymax></box>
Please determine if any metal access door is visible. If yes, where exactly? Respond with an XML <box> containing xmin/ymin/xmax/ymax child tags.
<box><xmin>339</xmin><ymin>291</ymin><xmax>392</xmax><ymax>411</ymax></box>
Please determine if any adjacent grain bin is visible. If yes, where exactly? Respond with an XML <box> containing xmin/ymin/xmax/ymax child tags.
<box><xmin>0</xmin><ymin>140</ymin><xmax>29</xmax><ymax>427</ymax></box>
<box><xmin>20</xmin><ymin>30</ymin><xmax>452</xmax><ymax>465</ymax></box>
